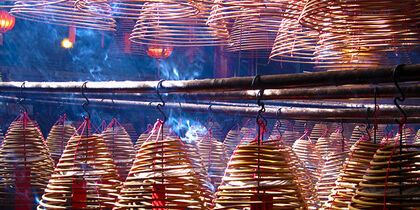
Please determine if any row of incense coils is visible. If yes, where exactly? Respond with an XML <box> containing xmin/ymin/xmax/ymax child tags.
<box><xmin>0</xmin><ymin>113</ymin><xmax>419</xmax><ymax>209</ymax></box>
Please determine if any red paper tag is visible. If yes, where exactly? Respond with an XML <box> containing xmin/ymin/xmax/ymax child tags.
<box><xmin>152</xmin><ymin>184</ymin><xmax>166</xmax><ymax>210</ymax></box>
<box><xmin>72</xmin><ymin>179</ymin><xmax>87</xmax><ymax>209</ymax></box>
<box><xmin>251</xmin><ymin>194</ymin><xmax>273</xmax><ymax>210</ymax></box>
<box><xmin>15</xmin><ymin>166</ymin><xmax>31</xmax><ymax>210</ymax></box>
<box><xmin>124</xmin><ymin>33</ymin><xmax>131</xmax><ymax>54</ymax></box>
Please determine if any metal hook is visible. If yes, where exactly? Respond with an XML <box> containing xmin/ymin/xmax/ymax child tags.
<box><xmin>81</xmin><ymin>81</ymin><xmax>90</xmax><ymax>120</ymax></box>
<box><xmin>156</xmin><ymin>80</ymin><xmax>166</xmax><ymax>123</ymax></box>
<box><xmin>17</xmin><ymin>82</ymin><xmax>28</xmax><ymax>113</ymax></box>
<box><xmin>366</xmin><ymin>107</ymin><xmax>372</xmax><ymax>141</ymax></box>
<box><xmin>393</xmin><ymin>64</ymin><xmax>407</xmax><ymax>125</ymax></box>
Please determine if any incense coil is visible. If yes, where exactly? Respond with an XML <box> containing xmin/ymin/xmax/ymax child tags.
<box><xmin>348</xmin><ymin>125</ymin><xmax>367</xmax><ymax>147</ymax></box>
<box><xmin>46</xmin><ymin>124</ymin><xmax>77</xmax><ymax>164</ymax></box>
<box><xmin>325</xmin><ymin>140</ymin><xmax>381</xmax><ymax>209</ymax></box>
<box><xmin>134</xmin><ymin>132</ymin><xmax>150</xmax><ymax>150</ymax></box>
<box><xmin>310</xmin><ymin>123</ymin><xmax>327</xmax><ymax>143</ymax></box>
<box><xmin>292</xmin><ymin>135</ymin><xmax>323</xmax><ymax>181</ymax></box>
<box><xmin>10</xmin><ymin>0</ymin><xmax>116</xmax><ymax>31</ymax></box>
<box><xmin>181</xmin><ymin>138</ymin><xmax>215</xmax><ymax>207</ymax></box>
<box><xmin>113</xmin><ymin>137</ymin><xmax>206</xmax><ymax>209</ymax></box>
<box><xmin>213</xmin><ymin>143</ymin><xmax>307</xmax><ymax>209</ymax></box>
<box><xmin>316</xmin><ymin>136</ymin><xmax>335</xmax><ymax>159</ymax></box>
<box><xmin>0</xmin><ymin>114</ymin><xmax>54</xmax><ymax>209</ymax></box>
<box><xmin>198</xmin><ymin>135</ymin><xmax>228</xmax><ymax>188</ymax></box>
<box><xmin>121</xmin><ymin>123</ymin><xmax>138</xmax><ymax>142</ymax></box>
<box><xmin>223</xmin><ymin>127</ymin><xmax>241</xmax><ymax>158</ymax></box>
<box><xmin>207</xmin><ymin>121</ymin><xmax>224</xmax><ymax>140</ymax></box>
<box><xmin>239</xmin><ymin>127</ymin><xmax>256</xmax><ymax>146</ymax></box>
<box><xmin>349</xmin><ymin>144</ymin><xmax>420</xmax><ymax>209</ymax></box>
<box><xmin>130</xmin><ymin>1</ymin><xmax>227</xmax><ymax>47</ymax></box>
<box><xmin>135</xmin><ymin>127</ymin><xmax>170</xmax><ymax>150</ymax></box>
<box><xmin>299</xmin><ymin>0</ymin><xmax>420</xmax><ymax>49</ymax></box>
<box><xmin>75</xmin><ymin>0</ymin><xmax>199</xmax><ymax>19</ymax></box>
<box><xmin>317</xmin><ymin>152</ymin><xmax>346</xmax><ymax>206</ymax></box>
<box><xmin>101</xmin><ymin>124</ymin><xmax>136</xmax><ymax>181</ymax></box>
<box><xmin>38</xmin><ymin>133</ymin><xmax>122</xmax><ymax>209</ymax></box>
<box><xmin>330</xmin><ymin>131</ymin><xmax>350</xmax><ymax>154</ymax></box>
<box><xmin>281</xmin><ymin>130</ymin><xmax>299</xmax><ymax>147</ymax></box>
<box><xmin>278</xmin><ymin>144</ymin><xmax>321</xmax><ymax>209</ymax></box>
<box><xmin>416</xmin><ymin>129</ymin><xmax>420</xmax><ymax>144</ymax></box>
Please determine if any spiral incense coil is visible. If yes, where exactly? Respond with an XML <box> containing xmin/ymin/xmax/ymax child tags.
<box><xmin>207</xmin><ymin>121</ymin><xmax>224</xmax><ymax>140</ymax></box>
<box><xmin>38</xmin><ymin>132</ymin><xmax>122</xmax><ymax>209</ymax></box>
<box><xmin>223</xmin><ymin>127</ymin><xmax>241</xmax><ymax>158</ymax></box>
<box><xmin>213</xmin><ymin>143</ymin><xmax>307</xmax><ymax>209</ymax></box>
<box><xmin>198</xmin><ymin>135</ymin><xmax>228</xmax><ymax>188</ymax></box>
<box><xmin>316</xmin><ymin>136</ymin><xmax>335</xmax><ymax>159</ymax></box>
<box><xmin>416</xmin><ymin>129</ymin><xmax>420</xmax><ymax>144</ymax></box>
<box><xmin>75</xmin><ymin>0</ymin><xmax>199</xmax><ymax>19</ymax></box>
<box><xmin>121</xmin><ymin>122</ymin><xmax>138</xmax><ymax>142</ymax></box>
<box><xmin>46</xmin><ymin>124</ymin><xmax>77</xmax><ymax>164</ymax></box>
<box><xmin>134</xmin><ymin>132</ymin><xmax>150</xmax><ymax>150</ymax></box>
<box><xmin>280</xmin><ymin>130</ymin><xmax>299</xmax><ymax>147</ymax></box>
<box><xmin>325</xmin><ymin>140</ymin><xmax>381</xmax><ymax>209</ymax></box>
<box><xmin>269</xmin><ymin>119</ymin><xmax>290</xmax><ymax>140</ymax></box>
<box><xmin>278</xmin><ymin>144</ymin><xmax>321</xmax><ymax>209</ymax></box>
<box><xmin>310</xmin><ymin>123</ymin><xmax>328</xmax><ymax>143</ymax></box>
<box><xmin>317</xmin><ymin>152</ymin><xmax>346</xmax><ymax>206</ymax></box>
<box><xmin>292</xmin><ymin>134</ymin><xmax>323</xmax><ymax>182</ymax></box>
<box><xmin>348</xmin><ymin>125</ymin><xmax>367</xmax><ymax>147</ymax></box>
<box><xmin>130</xmin><ymin>1</ymin><xmax>227</xmax><ymax>47</ymax></box>
<box><xmin>330</xmin><ymin>131</ymin><xmax>350</xmax><ymax>154</ymax></box>
<box><xmin>10</xmin><ymin>0</ymin><xmax>116</xmax><ymax>31</ymax></box>
<box><xmin>0</xmin><ymin>114</ymin><xmax>54</xmax><ymax>209</ymax></box>
<box><xmin>181</xmin><ymin>139</ymin><xmax>215</xmax><ymax>207</ymax></box>
<box><xmin>101</xmin><ymin>122</ymin><xmax>136</xmax><ymax>181</ymax></box>
<box><xmin>299</xmin><ymin>0</ymin><xmax>420</xmax><ymax>49</ymax></box>
<box><xmin>113</xmin><ymin>137</ymin><xmax>206</xmax><ymax>209</ymax></box>
<box><xmin>294</xmin><ymin>120</ymin><xmax>314</xmax><ymax>135</ymax></box>
<box><xmin>349</xmin><ymin>144</ymin><xmax>420</xmax><ymax>209</ymax></box>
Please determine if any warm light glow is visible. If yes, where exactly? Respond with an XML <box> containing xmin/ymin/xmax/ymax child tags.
<box><xmin>147</xmin><ymin>46</ymin><xmax>173</xmax><ymax>59</ymax></box>
<box><xmin>61</xmin><ymin>39</ymin><xmax>73</xmax><ymax>49</ymax></box>
<box><xmin>0</xmin><ymin>10</ymin><xmax>15</xmax><ymax>33</ymax></box>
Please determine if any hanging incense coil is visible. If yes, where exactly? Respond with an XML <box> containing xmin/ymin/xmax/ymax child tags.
<box><xmin>292</xmin><ymin>133</ymin><xmax>323</xmax><ymax>182</ymax></box>
<box><xmin>416</xmin><ymin>129</ymin><xmax>420</xmax><ymax>143</ymax></box>
<box><xmin>325</xmin><ymin>140</ymin><xmax>381</xmax><ymax>209</ymax></box>
<box><xmin>239</xmin><ymin>126</ymin><xmax>256</xmax><ymax>146</ymax></box>
<box><xmin>213</xmin><ymin>143</ymin><xmax>307</xmax><ymax>209</ymax></box>
<box><xmin>223</xmin><ymin>126</ymin><xmax>241</xmax><ymax>158</ymax></box>
<box><xmin>134</xmin><ymin>132</ymin><xmax>150</xmax><ymax>150</ymax></box>
<box><xmin>46</xmin><ymin>123</ymin><xmax>77</xmax><ymax>164</ymax></box>
<box><xmin>130</xmin><ymin>0</ymin><xmax>227</xmax><ymax>47</ymax></box>
<box><xmin>300</xmin><ymin>0</ymin><xmax>420</xmax><ymax>50</ymax></box>
<box><xmin>316</xmin><ymin>136</ymin><xmax>335</xmax><ymax>159</ymax></box>
<box><xmin>101</xmin><ymin>120</ymin><xmax>136</xmax><ymax>181</ymax></box>
<box><xmin>281</xmin><ymin>130</ymin><xmax>300</xmax><ymax>147</ymax></box>
<box><xmin>121</xmin><ymin>122</ymin><xmax>138</xmax><ymax>142</ymax></box>
<box><xmin>278</xmin><ymin>144</ymin><xmax>321</xmax><ymax>209</ymax></box>
<box><xmin>10</xmin><ymin>0</ymin><xmax>116</xmax><ymax>31</ymax></box>
<box><xmin>310</xmin><ymin>123</ymin><xmax>328</xmax><ymax>143</ymax></box>
<box><xmin>349</xmin><ymin>144</ymin><xmax>420</xmax><ymax>209</ymax></box>
<box><xmin>0</xmin><ymin>114</ymin><xmax>54</xmax><ymax>209</ymax></box>
<box><xmin>75</xmin><ymin>0</ymin><xmax>199</xmax><ymax>19</ymax></box>
<box><xmin>198</xmin><ymin>134</ymin><xmax>228</xmax><ymax>188</ymax></box>
<box><xmin>113</xmin><ymin>128</ymin><xmax>206</xmax><ymax>209</ymax></box>
<box><xmin>330</xmin><ymin>130</ymin><xmax>350</xmax><ymax>154</ymax></box>
<box><xmin>181</xmin><ymin>138</ymin><xmax>215</xmax><ymax>207</ymax></box>
<box><xmin>135</xmin><ymin>125</ymin><xmax>170</xmax><ymax>150</ymax></box>
<box><xmin>207</xmin><ymin>121</ymin><xmax>224</xmax><ymax>140</ymax></box>
<box><xmin>317</xmin><ymin>151</ymin><xmax>346</xmax><ymax>206</ymax></box>
<box><xmin>38</xmin><ymin>129</ymin><xmax>122</xmax><ymax>209</ymax></box>
<box><xmin>348</xmin><ymin>125</ymin><xmax>367</xmax><ymax>147</ymax></box>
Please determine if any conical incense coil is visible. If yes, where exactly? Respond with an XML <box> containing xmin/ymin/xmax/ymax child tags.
<box><xmin>207</xmin><ymin>121</ymin><xmax>224</xmax><ymax>140</ymax></box>
<box><xmin>135</xmin><ymin>124</ymin><xmax>170</xmax><ymax>150</ymax></box>
<box><xmin>310</xmin><ymin>123</ymin><xmax>328</xmax><ymax>143</ymax></box>
<box><xmin>101</xmin><ymin>119</ymin><xmax>136</xmax><ymax>181</ymax></box>
<box><xmin>113</xmin><ymin>121</ymin><xmax>206</xmax><ymax>209</ymax></box>
<box><xmin>330</xmin><ymin>130</ymin><xmax>350</xmax><ymax>154</ymax></box>
<box><xmin>281</xmin><ymin>130</ymin><xmax>299</xmax><ymax>147</ymax></box>
<box><xmin>134</xmin><ymin>132</ymin><xmax>150</xmax><ymax>150</ymax></box>
<box><xmin>38</xmin><ymin>121</ymin><xmax>122</xmax><ymax>209</ymax></box>
<box><xmin>181</xmin><ymin>138</ymin><xmax>215</xmax><ymax>207</ymax></box>
<box><xmin>223</xmin><ymin>126</ymin><xmax>241</xmax><ymax>158</ymax></box>
<box><xmin>300</xmin><ymin>0</ymin><xmax>420</xmax><ymax>50</ymax></box>
<box><xmin>416</xmin><ymin>129</ymin><xmax>420</xmax><ymax>144</ymax></box>
<box><xmin>268</xmin><ymin>119</ymin><xmax>290</xmax><ymax>140</ymax></box>
<box><xmin>325</xmin><ymin>139</ymin><xmax>381</xmax><ymax>209</ymax></box>
<box><xmin>278</xmin><ymin>144</ymin><xmax>320</xmax><ymax>209</ymax></box>
<box><xmin>130</xmin><ymin>0</ymin><xmax>227</xmax><ymax>47</ymax></box>
<box><xmin>46</xmin><ymin>116</ymin><xmax>77</xmax><ymax>164</ymax></box>
<box><xmin>294</xmin><ymin>120</ymin><xmax>310</xmax><ymax>135</ymax></box>
<box><xmin>10</xmin><ymin>1</ymin><xmax>116</xmax><ymax>31</ymax></box>
<box><xmin>349</xmin><ymin>144</ymin><xmax>420</xmax><ymax>209</ymax></box>
<box><xmin>75</xmin><ymin>0</ymin><xmax>199</xmax><ymax>20</ymax></box>
<box><xmin>0</xmin><ymin>113</ymin><xmax>54</xmax><ymax>209</ymax></box>
<box><xmin>292</xmin><ymin>132</ymin><xmax>323</xmax><ymax>181</ymax></box>
<box><xmin>121</xmin><ymin>123</ymin><xmax>138</xmax><ymax>142</ymax></box>
<box><xmin>198</xmin><ymin>133</ymin><xmax>228</xmax><ymax>188</ymax></box>
<box><xmin>317</xmin><ymin>152</ymin><xmax>346</xmax><ymax>206</ymax></box>
<box><xmin>213</xmin><ymin>143</ymin><xmax>307</xmax><ymax>209</ymax></box>
<box><xmin>239</xmin><ymin>126</ymin><xmax>256</xmax><ymax>146</ymax></box>
<box><xmin>348</xmin><ymin>125</ymin><xmax>367</xmax><ymax>147</ymax></box>
<box><xmin>316</xmin><ymin>136</ymin><xmax>335</xmax><ymax>159</ymax></box>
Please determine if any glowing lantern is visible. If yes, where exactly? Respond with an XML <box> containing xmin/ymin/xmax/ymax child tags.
<box><xmin>0</xmin><ymin>10</ymin><xmax>15</xmax><ymax>33</ymax></box>
<box><xmin>147</xmin><ymin>45</ymin><xmax>173</xmax><ymax>59</ymax></box>
<box><xmin>61</xmin><ymin>39</ymin><xmax>73</xmax><ymax>48</ymax></box>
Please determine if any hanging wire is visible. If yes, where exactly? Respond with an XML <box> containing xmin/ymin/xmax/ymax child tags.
<box><xmin>17</xmin><ymin>81</ymin><xmax>28</xmax><ymax>113</ymax></box>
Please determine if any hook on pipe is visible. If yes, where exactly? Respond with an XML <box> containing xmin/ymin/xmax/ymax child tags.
<box><xmin>156</xmin><ymin>80</ymin><xmax>166</xmax><ymax>123</ymax></box>
<box><xmin>393</xmin><ymin>64</ymin><xmax>407</xmax><ymax>125</ymax></box>
<box><xmin>81</xmin><ymin>81</ymin><xmax>90</xmax><ymax>120</ymax></box>
<box><xmin>17</xmin><ymin>81</ymin><xmax>28</xmax><ymax>113</ymax></box>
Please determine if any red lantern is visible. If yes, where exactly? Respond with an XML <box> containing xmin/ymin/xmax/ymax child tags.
<box><xmin>147</xmin><ymin>45</ymin><xmax>173</xmax><ymax>59</ymax></box>
<box><xmin>0</xmin><ymin>10</ymin><xmax>15</xmax><ymax>33</ymax></box>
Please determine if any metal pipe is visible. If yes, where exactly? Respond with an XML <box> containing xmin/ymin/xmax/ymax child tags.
<box><xmin>0</xmin><ymin>64</ymin><xmax>419</xmax><ymax>93</ymax></box>
<box><xmin>3</xmin><ymin>84</ymin><xmax>419</xmax><ymax>102</ymax></box>
<box><xmin>2</xmin><ymin>95</ymin><xmax>419</xmax><ymax>122</ymax></box>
